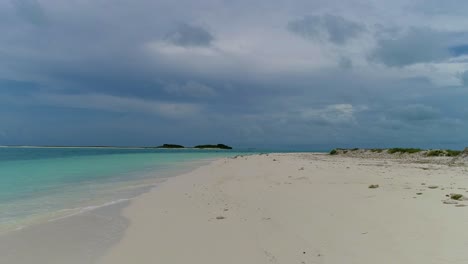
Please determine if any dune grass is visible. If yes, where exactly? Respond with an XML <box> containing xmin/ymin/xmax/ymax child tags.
<box><xmin>426</xmin><ymin>149</ymin><xmax>462</xmax><ymax>157</ymax></box>
<box><xmin>387</xmin><ymin>148</ymin><xmax>422</xmax><ymax>154</ymax></box>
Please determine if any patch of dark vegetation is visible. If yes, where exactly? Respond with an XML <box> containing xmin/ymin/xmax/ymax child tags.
<box><xmin>450</xmin><ymin>194</ymin><xmax>464</xmax><ymax>201</ymax></box>
<box><xmin>194</xmin><ymin>144</ymin><xmax>232</xmax><ymax>149</ymax></box>
<box><xmin>426</xmin><ymin>149</ymin><xmax>462</xmax><ymax>157</ymax></box>
<box><xmin>387</xmin><ymin>148</ymin><xmax>422</xmax><ymax>154</ymax></box>
<box><xmin>446</xmin><ymin>150</ymin><xmax>462</xmax><ymax>157</ymax></box>
<box><xmin>368</xmin><ymin>184</ymin><xmax>379</xmax><ymax>189</ymax></box>
<box><xmin>370</xmin><ymin>148</ymin><xmax>383</xmax><ymax>153</ymax></box>
<box><xmin>156</xmin><ymin>144</ymin><xmax>185</xmax><ymax>148</ymax></box>
<box><xmin>426</xmin><ymin>150</ymin><xmax>445</xmax><ymax>157</ymax></box>
<box><xmin>330</xmin><ymin>149</ymin><xmax>338</xmax><ymax>155</ymax></box>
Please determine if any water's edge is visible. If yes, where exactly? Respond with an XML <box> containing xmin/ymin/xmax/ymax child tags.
<box><xmin>0</xmin><ymin>157</ymin><xmax>225</xmax><ymax>264</ymax></box>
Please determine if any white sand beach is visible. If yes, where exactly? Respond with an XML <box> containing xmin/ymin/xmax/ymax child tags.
<box><xmin>98</xmin><ymin>153</ymin><xmax>468</xmax><ymax>264</ymax></box>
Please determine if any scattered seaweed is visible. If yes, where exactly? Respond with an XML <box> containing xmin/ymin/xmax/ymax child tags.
<box><xmin>450</xmin><ymin>194</ymin><xmax>464</xmax><ymax>200</ymax></box>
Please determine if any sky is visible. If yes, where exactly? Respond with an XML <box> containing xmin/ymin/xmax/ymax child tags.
<box><xmin>1</xmin><ymin>0</ymin><xmax>468</xmax><ymax>149</ymax></box>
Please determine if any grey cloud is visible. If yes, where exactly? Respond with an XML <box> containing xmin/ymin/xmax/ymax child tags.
<box><xmin>389</xmin><ymin>104</ymin><xmax>440</xmax><ymax>122</ymax></box>
<box><xmin>287</xmin><ymin>14</ymin><xmax>365</xmax><ymax>45</ymax></box>
<box><xmin>370</xmin><ymin>28</ymin><xmax>453</xmax><ymax>67</ymax></box>
<box><xmin>460</xmin><ymin>71</ymin><xmax>468</xmax><ymax>86</ymax></box>
<box><xmin>2</xmin><ymin>0</ymin><xmax>468</xmax><ymax>148</ymax></box>
<box><xmin>165</xmin><ymin>23</ymin><xmax>214</xmax><ymax>47</ymax></box>
<box><xmin>338</xmin><ymin>57</ymin><xmax>353</xmax><ymax>69</ymax></box>
<box><xmin>11</xmin><ymin>0</ymin><xmax>46</xmax><ymax>25</ymax></box>
<box><xmin>164</xmin><ymin>81</ymin><xmax>216</xmax><ymax>98</ymax></box>
<box><xmin>411</xmin><ymin>0</ymin><xmax>468</xmax><ymax>15</ymax></box>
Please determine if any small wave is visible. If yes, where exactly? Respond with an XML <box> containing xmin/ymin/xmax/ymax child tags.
<box><xmin>47</xmin><ymin>198</ymin><xmax>132</xmax><ymax>222</ymax></box>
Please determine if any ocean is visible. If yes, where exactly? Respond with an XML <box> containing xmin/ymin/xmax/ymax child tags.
<box><xmin>0</xmin><ymin>147</ymin><xmax>250</xmax><ymax>233</ymax></box>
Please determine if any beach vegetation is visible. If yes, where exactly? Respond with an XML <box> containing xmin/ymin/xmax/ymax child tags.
<box><xmin>330</xmin><ymin>149</ymin><xmax>338</xmax><ymax>155</ymax></box>
<box><xmin>368</xmin><ymin>184</ymin><xmax>379</xmax><ymax>189</ymax></box>
<box><xmin>445</xmin><ymin>150</ymin><xmax>462</xmax><ymax>156</ymax></box>
<box><xmin>387</xmin><ymin>148</ymin><xmax>422</xmax><ymax>154</ymax></box>
<box><xmin>426</xmin><ymin>150</ymin><xmax>445</xmax><ymax>157</ymax></box>
<box><xmin>426</xmin><ymin>149</ymin><xmax>462</xmax><ymax>157</ymax></box>
<box><xmin>450</xmin><ymin>194</ymin><xmax>464</xmax><ymax>200</ymax></box>
<box><xmin>370</xmin><ymin>148</ymin><xmax>383</xmax><ymax>153</ymax></box>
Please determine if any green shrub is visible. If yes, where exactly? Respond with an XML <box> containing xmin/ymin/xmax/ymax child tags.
<box><xmin>388</xmin><ymin>148</ymin><xmax>422</xmax><ymax>154</ymax></box>
<box><xmin>330</xmin><ymin>149</ymin><xmax>338</xmax><ymax>155</ymax></box>
<box><xmin>426</xmin><ymin>149</ymin><xmax>462</xmax><ymax>157</ymax></box>
<box><xmin>426</xmin><ymin>150</ymin><xmax>446</xmax><ymax>157</ymax></box>
<box><xmin>446</xmin><ymin>150</ymin><xmax>462</xmax><ymax>157</ymax></box>
<box><xmin>450</xmin><ymin>194</ymin><xmax>464</xmax><ymax>200</ymax></box>
<box><xmin>370</xmin><ymin>148</ymin><xmax>383</xmax><ymax>153</ymax></box>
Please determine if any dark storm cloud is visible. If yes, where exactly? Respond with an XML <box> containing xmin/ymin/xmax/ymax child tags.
<box><xmin>460</xmin><ymin>71</ymin><xmax>468</xmax><ymax>86</ymax></box>
<box><xmin>1</xmin><ymin>0</ymin><xmax>468</xmax><ymax>149</ymax></box>
<box><xmin>11</xmin><ymin>0</ymin><xmax>46</xmax><ymax>25</ymax></box>
<box><xmin>165</xmin><ymin>23</ymin><xmax>214</xmax><ymax>47</ymax></box>
<box><xmin>370</xmin><ymin>27</ymin><xmax>468</xmax><ymax>67</ymax></box>
<box><xmin>370</xmin><ymin>28</ymin><xmax>451</xmax><ymax>67</ymax></box>
<box><xmin>287</xmin><ymin>14</ymin><xmax>365</xmax><ymax>45</ymax></box>
<box><xmin>389</xmin><ymin>104</ymin><xmax>440</xmax><ymax>122</ymax></box>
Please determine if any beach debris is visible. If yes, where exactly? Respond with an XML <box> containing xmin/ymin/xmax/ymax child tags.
<box><xmin>273</xmin><ymin>159</ymin><xmax>277</xmax><ymax>161</ymax></box>
<box><xmin>368</xmin><ymin>184</ymin><xmax>379</xmax><ymax>189</ymax></box>
<box><xmin>455</xmin><ymin>204</ymin><xmax>467</xmax><ymax>207</ymax></box>
<box><xmin>299</xmin><ymin>167</ymin><xmax>304</xmax><ymax>171</ymax></box>
<box><xmin>428</xmin><ymin>185</ymin><xmax>439</xmax><ymax>189</ymax></box>
<box><xmin>216</xmin><ymin>216</ymin><xmax>226</xmax><ymax>220</ymax></box>
<box><xmin>421</xmin><ymin>183</ymin><xmax>426</xmax><ymax>185</ymax></box>
<box><xmin>223</xmin><ymin>208</ymin><xmax>229</xmax><ymax>211</ymax></box>
<box><xmin>416</xmin><ymin>192</ymin><xmax>423</xmax><ymax>195</ymax></box>
<box><xmin>450</xmin><ymin>193</ymin><xmax>464</xmax><ymax>201</ymax></box>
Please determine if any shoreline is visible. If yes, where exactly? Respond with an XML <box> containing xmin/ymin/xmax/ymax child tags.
<box><xmin>0</xmin><ymin>157</ymin><xmax>225</xmax><ymax>264</ymax></box>
<box><xmin>3</xmin><ymin>153</ymin><xmax>468</xmax><ymax>263</ymax></box>
<box><xmin>0</xmin><ymin>156</ymin><xmax>221</xmax><ymax>235</ymax></box>
<box><xmin>99</xmin><ymin>153</ymin><xmax>468</xmax><ymax>264</ymax></box>
<box><xmin>0</xmin><ymin>157</ymin><xmax>230</xmax><ymax>264</ymax></box>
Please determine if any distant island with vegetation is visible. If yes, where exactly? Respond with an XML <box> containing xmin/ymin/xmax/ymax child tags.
<box><xmin>156</xmin><ymin>143</ymin><xmax>233</xmax><ymax>150</ymax></box>
<box><xmin>156</xmin><ymin>144</ymin><xmax>185</xmax><ymax>149</ymax></box>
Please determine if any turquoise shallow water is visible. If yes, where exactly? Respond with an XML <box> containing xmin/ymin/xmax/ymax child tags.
<box><xmin>0</xmin><ymin>147</ymin><xmax>250</xmax><ymax>233</ymax></box>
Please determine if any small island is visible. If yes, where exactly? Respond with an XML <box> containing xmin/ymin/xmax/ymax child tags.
<box><xmin>154</xmin><ymin>143</ymin><xmax>233</xmax><ymax>149</ymax></box>
<box><xmin>194</xmin><ymin>144</ymin><xmax>233</xmax><ymax>150</ymax></box>
<box><xmin>156</xmin><ymin>144</ymin><xmax>185</xmax><ymax>149</ymax></box>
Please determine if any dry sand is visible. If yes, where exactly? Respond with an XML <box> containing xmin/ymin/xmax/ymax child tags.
<box><xmin>99</xmin><ymin>153</ymin><xmax>468</xmax><ymax>264</ymax></box>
